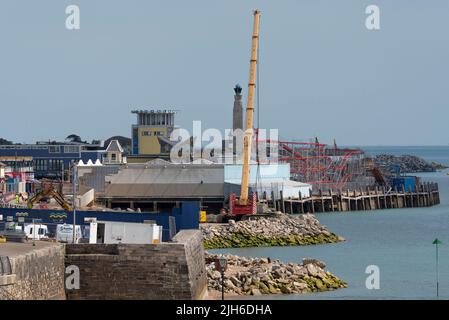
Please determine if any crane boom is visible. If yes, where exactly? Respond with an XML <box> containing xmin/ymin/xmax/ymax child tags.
<box><xmin>239</xmin><ymin>9</ymin><xmax>260</xmax><ymax>205</ymax></box>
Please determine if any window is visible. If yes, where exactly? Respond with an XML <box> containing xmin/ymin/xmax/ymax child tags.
<box><xmin>33</xmin><ymin>159</ymin><xmax>44</xmax><ymax>171</ymax></box>
<box><xmin>47</xmin><ymin>159</ymin><xmax>62</xmax><ymax>171</ymax></box>
<box><xmin>49</xmin><ymin>146</ymin><xmax>60</xmax><ymax>153</ymax></box>
<box><xmin>111</xmin><ymin>153</ymin><xmax>117</xmax><ymax>161</ymax></box>
<box><xmin>64</xmin><ymin>146</ymin><xmax>80</xmax><ymax>153</ymax></box>
<box><xmin>140</xmin><ymin>130</ymin><xmax>165</xmax><ymax>137</ymax></box>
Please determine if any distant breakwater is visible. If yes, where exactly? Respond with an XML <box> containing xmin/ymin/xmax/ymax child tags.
<box><xmin>373</xmin><ymin>154</ymin><xmax>448</xmax><ymax>174</ymax></box>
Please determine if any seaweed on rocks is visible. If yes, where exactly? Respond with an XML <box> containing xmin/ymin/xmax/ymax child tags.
<box><xmin>201</xmin><ymin>213</ymin><xmax>343</xmax><ymax>249</ymax></box>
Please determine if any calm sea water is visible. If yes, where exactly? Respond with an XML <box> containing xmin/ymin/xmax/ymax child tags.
<box><xmin>212</xmin><ymin>146</ymin><xmax>449</xmax><ymax>299</ymax></box>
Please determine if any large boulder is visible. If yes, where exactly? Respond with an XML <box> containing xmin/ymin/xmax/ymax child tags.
<box><xmin>302</xmin><ymin>258</ymin><xmax>326</xmax><ymax>269</ymax></box>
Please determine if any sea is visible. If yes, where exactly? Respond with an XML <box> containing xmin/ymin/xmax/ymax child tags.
<box><xmin>212</xmin><ymin>146</ymin><xmax>449</xmax><ymax>299</ymax></box>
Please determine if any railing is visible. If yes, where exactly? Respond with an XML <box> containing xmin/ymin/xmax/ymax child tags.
<box><xmin>0</xmin><ymin>203</ymin><xmax>27</xmax><ymax>209</ymax></box>
<box><xmin>4</xmin><ymin>166</ymin><xmax>34</xmax><ymax>173</ymax></box>
<box><xmin>102</xmin><ymin>159</ymin><xmax>122</xmax><ymax>165</ymax></box>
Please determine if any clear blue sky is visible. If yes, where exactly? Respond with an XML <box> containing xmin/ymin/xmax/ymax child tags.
<box><xmin>0</xmin><ymin>1</ymin><xmax>447</xmax><ymax>145</ymax></box>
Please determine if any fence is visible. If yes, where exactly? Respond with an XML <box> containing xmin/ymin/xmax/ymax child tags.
<box><xmin>0</xmin><ymin>201</ymin><xmax>199</xmax><ymax>241</ymax></box>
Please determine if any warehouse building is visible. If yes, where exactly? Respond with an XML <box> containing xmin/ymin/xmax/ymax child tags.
<box><xmin>80</xmin><ymin>159</ymin><xmax>311</xmax><ymax>213</ymax></box>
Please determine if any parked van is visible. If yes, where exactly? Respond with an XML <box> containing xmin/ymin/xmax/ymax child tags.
<box><xmin>24</xmin><ymin>224</ymin><xmax>49</xmax><ymax>240</ymax></box>
<box><xmin>56</xmin><ymin>224</ymin><xmax>82</xmax><ymax>243</ymax></box>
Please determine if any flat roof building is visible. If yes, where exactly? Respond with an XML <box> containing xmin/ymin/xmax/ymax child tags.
<box><xmin>79</xmin><ymin>159</ymin><xmax>311</xmax><ymax>213</ymax></box>
<box><xmin>131</xmin><ymin>110</ymin><xmax>176</xmax><ymax>156</ymax></box>
<box><xmin>0</xmin><ymin>141</ymin><xmax>116</xmax><ymax>180</ymax></box>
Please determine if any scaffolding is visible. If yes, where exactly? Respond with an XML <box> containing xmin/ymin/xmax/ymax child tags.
<box><xmin>261</xmin><ymin>138</ymin><xmax>369</xmax><ymax>192</ymax></box>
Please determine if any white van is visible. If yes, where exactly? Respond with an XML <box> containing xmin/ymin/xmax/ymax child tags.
<box><xmin>24</xmin><ymin>224</ymin><xmax>49</xmax><ymax>240</ymax></box>
<box><xmin>56</xmin><ymin>224</ymin><xmax>82</xmax><ymax>243</ymax></box>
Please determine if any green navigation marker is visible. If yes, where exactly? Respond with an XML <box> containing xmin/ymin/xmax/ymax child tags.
<box><xmin>433</xmin><ymin>238</ymin><xmax>442</xmax><ymax>297</ymax></box>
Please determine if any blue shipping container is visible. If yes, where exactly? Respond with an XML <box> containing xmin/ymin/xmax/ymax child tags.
<box><xmin>390</xmin><ymin>176</ymin><xmax>416</xmax><ymax>192</ymax></box>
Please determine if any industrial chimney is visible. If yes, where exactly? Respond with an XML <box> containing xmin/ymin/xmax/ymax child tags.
<box><xmin>233</xmin><ymin>84</ymin><xmax>243</xmax><ymax>131</ymax></box>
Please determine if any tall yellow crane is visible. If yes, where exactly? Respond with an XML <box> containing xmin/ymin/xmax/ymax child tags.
<box><xmin>230</xmin><ymin>9</ymin><xmax>260</xmax><ymax>215</ymax></box>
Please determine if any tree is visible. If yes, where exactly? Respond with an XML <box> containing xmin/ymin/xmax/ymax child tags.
<box><xmin>91</xmin><ymin>139</ymin><xmax>101</xmax><ymax>145</ymax></box>
<box><xmin>0</xmin><ymin>138</ymin><xmax>13</xmax><ymax>145</ymax></box>
<box><xmin>65</xmin><ymin>134</ymin><xmax>83</xmax><ymax>143</ymax></box>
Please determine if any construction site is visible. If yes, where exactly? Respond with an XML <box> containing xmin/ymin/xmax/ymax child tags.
<box><xmin>277</xmin><ymin>140</ymin><xmax>366</xmax><ymax>190</ymax></box>
<box><xmin>0</xmin><ymin>6</ymin><xmax>445</xmax><ymax>302</ymax></box>
<box><xmin>0</xmin><ymin>9</ymin><xmax>441</xmax><ymax>228</ymax></box>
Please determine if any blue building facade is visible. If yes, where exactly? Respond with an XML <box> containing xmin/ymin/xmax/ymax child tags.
<box><xmin>0</xmin><ymin>201</ymin><xmax>199</xmax><ymax>241</ymax></box>
<box><xmin>0</xmin><ymin>143</ymin><xmax>105</xmax><ymax>180</ymax></box>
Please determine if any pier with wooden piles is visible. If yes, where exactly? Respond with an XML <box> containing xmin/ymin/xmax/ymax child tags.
<box><xmin>265</xmin><ymin>183</ymin><xmax>440</xmax><ymax>214</ymax></box>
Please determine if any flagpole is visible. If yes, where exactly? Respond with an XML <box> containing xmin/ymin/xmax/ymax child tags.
<box><xmin>72</xmin><ymin>162</ymin><xmax>77</xmax><ymax>243</ymax></box>
<box><xmin>436</xmin><ymin>241</ymin><xmax>439</xmax><ymax>297</ymax></box>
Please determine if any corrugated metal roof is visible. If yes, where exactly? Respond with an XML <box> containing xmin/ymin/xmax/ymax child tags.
<box><xmin>103</xmin><ymin>164</ymin><xmax>225</xmax><ymax>198</ymax></box>
<box><xmin>104</xmin><ymin>183</ymin><xmax>224</xmax><ymax>198</ymax></box>
<box><xmin>107</xmin><ymin>166</ymin><xmax>223</xmax><ymax>184</ymax></box>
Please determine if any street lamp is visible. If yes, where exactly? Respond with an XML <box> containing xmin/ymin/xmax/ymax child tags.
<box><xmin>218</xmin><ymin>256</ymin><xmax>227</xmax><ymax>301</ymax></box>
<box><xmin>32</xmin><ymin>218</ymin><xmax>36</xmax><ymax>246</ymax></box>
<box><xmin>72</xmin><ymin>162</ymin><xmax>77</xmax><ymax>244</ymax></box>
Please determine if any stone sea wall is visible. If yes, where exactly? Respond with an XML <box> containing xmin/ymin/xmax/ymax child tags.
<box><xmin>0</xmin><ymin>244</ymin><xmax>65</xmax><ymax>300</ymax></box>
<box><xmin>65</xmin><ymin>230</ymin><xmax>207</xmax><ymax>300</ymax></box>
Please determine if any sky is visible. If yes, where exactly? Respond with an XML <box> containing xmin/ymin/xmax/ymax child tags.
<box><xmin>0</xmin><ymin>0</ymin><xmax>448</xmax><ymax>146</ymax></box>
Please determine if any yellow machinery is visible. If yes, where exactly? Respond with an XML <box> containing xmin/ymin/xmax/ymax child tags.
<box><xmin>200</xmin><ymin>210</ymin><xmax>207</xmax><ymax>223</ymax></box>
<box><xmin>230</xmin><ymin>10</ymin><xmax>260</xmax><ymax>215</ymax></box>
<box><xmin>27</xmin><ymin>186</ymin><xmax>73</xmax><ymax>211</ymax></box>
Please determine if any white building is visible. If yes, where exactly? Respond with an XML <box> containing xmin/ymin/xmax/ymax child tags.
<box><xmin>224</xmin><ymin>163</ymin><xmax>312</xmax><ymax>199</ymax></box>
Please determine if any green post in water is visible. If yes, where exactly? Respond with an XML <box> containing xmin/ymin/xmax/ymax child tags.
<box><xmin>433</xmin><ymin>238</ymin><xmax>442</xmax><ymax>297</ymax></box>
